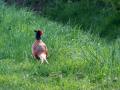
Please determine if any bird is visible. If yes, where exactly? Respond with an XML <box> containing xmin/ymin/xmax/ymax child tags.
<box><xmin>32</xmin><ymin>30</ymin><xmax>48</xmax><ymax>64</ymax></box>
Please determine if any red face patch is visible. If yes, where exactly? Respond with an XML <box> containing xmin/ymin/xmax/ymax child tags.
<box><xmin>38</xmin><ymin>31</ymin><xmax>43</xmax><ymax>35</ymax></box>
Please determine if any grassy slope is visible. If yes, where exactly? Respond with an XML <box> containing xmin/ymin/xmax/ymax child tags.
<box><xmin>0</xmin><ymin>2</ymin><xmax>120</xmax><ymax>90</ymax></box>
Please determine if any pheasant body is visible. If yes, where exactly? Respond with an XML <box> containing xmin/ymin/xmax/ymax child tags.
<box><xmin>32</xmin><ymin>30</ymin><xmax>48</xmax><ymax>64</ymax></box>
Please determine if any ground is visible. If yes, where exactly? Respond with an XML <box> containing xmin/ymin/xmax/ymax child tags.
<box><xmin>0</xmin><ymin>1</ymin><xmax>120</xmax><ymax>90</ymax></box>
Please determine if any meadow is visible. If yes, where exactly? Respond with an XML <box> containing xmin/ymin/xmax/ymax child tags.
<box><xmin>0</xmin><ymin>1</ymin><xmax>120</xmax><ymax>90</ymax></box>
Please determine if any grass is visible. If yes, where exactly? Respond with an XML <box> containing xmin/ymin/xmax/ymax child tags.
<box><xmin>0</xmin><ymin>1</ymin><xmax>120</xmax><ymax>90</ymax></box>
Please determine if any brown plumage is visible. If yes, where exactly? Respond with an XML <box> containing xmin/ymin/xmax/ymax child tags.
<box><xmin>32</xmin><ymin>30</ymin><xmax>48</xmax><ymax>64</ymax></box>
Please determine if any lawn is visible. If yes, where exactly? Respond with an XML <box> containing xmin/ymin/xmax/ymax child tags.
<box><xmin>0</xmin><ymin>1</ymin><xmax>120</xmax><ymax>90</ymax></box>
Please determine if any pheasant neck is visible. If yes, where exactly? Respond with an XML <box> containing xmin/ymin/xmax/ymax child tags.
<box><xmin>35</xmin><ymin>39</ymin><xmax>42</xmax><ymax>42</ymax></box>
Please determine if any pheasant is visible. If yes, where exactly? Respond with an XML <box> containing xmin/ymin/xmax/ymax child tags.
<box><xmin>32</xmin><ymin>30</ymin><xmax>48</xmax><ymax>64</ymax></box>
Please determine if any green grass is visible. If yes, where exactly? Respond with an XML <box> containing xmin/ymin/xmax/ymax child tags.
<box><xmin>0</xmin><ymin>1</ymin><xmax>120</xmax><ymax>90</ymax></box>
